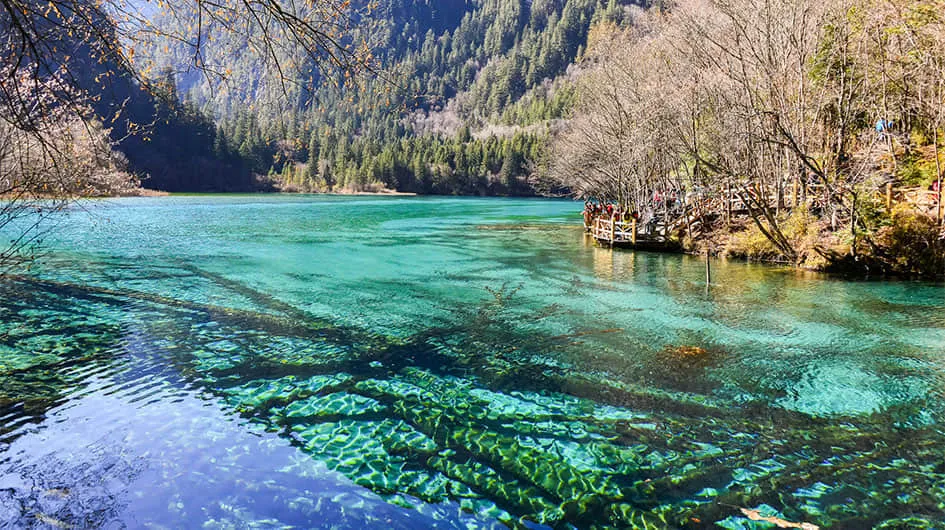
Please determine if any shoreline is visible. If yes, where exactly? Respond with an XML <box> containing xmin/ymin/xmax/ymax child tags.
<box><xmin>587</xmin><ymin>233</ymin><xmax>945</xmax><ymax>281</ymax></box>
<box><xmin>582</xmin><ymin>211</ymin><xmax>945</xmax><ymax>280</ymax></box>
<box><xmin>130</xmin><ymin>188</ymin><xmax>171</xmax><ymax>197</ymax></box>
<box><xmin>131</xmin><ymin>189</ymin><xmax>420</xmax><ymax>197</ymax></box>
<box><xmin>0</xmin><ymin>188</ymin><xmax>170</xmax><ymax>199</ymax></box>
<box><xmin>326</xmin><ymin>190</ymin><xmax>418</xmax><ymax>197</ymax></box>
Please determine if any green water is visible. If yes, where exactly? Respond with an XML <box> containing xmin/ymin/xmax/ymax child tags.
<box><xmin>1</xmin><ymin>195</ymin><xmax>944</xmax><ymax>529</ymax></box>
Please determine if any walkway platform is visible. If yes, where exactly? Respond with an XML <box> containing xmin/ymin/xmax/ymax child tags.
<box><xmin>585</xmin><ymin>216</ymin><xmax>680</xmax><ymax>250</ymax></box>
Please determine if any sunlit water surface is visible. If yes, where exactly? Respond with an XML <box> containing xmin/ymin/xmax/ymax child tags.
<box><xmin>2</xmin><ymin>196</ymin><xmax>944</xmax><ymax>529</ymax></box>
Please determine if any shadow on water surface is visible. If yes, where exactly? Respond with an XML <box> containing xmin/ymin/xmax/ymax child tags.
<box><xmin>0</xmin><ymin>279</ymin><xmax>509</xmax><ymax>529</ymax></box>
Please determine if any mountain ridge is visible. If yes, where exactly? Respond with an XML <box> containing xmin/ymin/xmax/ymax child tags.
<box><xmin>134</xmin><ymin>0</ymin><xmax>642</xmax><ymax>194</ymax></box>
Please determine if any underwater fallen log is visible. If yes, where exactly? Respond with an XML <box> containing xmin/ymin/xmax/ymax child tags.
<box><xmin>176</xmin><ymin>263</ymin><xmax>318</xmax><ymax>323</ymax></box>
<box><xmin>8</xmin><ymin>275</ymin><xmax>396</xmax><ymax>355</ymax></box>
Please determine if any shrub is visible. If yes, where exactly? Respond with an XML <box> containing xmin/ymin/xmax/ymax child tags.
<box><xmin>725</xmin><ymin>209</ymin><xmax>829</xmax><ymax>266</ymax></box>
<box><xmin>725</xmin><ymin>222</ymin><xmax>783</xmax><ymax>262</ymax></box>
<box><xmin>872</xmin><ymin>207</ymin><xmax>945</xmax><ymax>276</ymax></box>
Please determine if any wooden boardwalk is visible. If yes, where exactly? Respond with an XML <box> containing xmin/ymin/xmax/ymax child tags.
<box><xmin>585</xmin><ymin>182</ymin><xmax>941</xmax><ymax>249</ymax></box>
<box><xmin>585</xmin><ymin>216</ymin><xmax>680</xmax><ymax>250</ymax></box>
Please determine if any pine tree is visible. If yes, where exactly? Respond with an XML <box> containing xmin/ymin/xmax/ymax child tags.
<box><xmin>214</xmin><ymin>126</ymin><xmax>229</xmax><ymax>160</ymax></box>
<box><xmin>306</xmin><ymin>131</ymin><xmax>321</xmax><ymax>183</ymax></box>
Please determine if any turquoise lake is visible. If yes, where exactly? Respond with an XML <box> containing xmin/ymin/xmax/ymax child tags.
<box><xmin>1</xmin><ymin>195</ymin><xmax>944</xmax><ymax>528</ymax></box>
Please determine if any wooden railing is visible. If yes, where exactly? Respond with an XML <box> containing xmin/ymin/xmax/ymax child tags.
<box><xmin>586</xmin><ymin>215</ymin><xmax>684</xmax><ymax>246</ymax></box>
<box><xmin>873</xmin><ymin>183</ymin><xmax>942</xmax><ymax>219</ymax></box>
<box><xmin>589</xmin><ymin>217</ymin><xmax>640</xmax><ymax>244</ymax></box>
<box><xmin>897</xmin><ymin>187</ymin><xmax>939</xmax><ymax>209</ymax></box>
<box><xmin>586</xmin><ymin>182</ymin><xmax>943</xmax><ymax>248</ymax></box>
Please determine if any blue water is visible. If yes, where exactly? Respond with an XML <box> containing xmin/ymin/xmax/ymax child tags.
<box><xmin>2</xmin><ymin>195</ymin><xmax>944</xmax><ymax>528</ymax></box>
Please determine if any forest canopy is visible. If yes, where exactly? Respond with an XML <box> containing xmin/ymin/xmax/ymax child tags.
<box><xmin>140</xmin><ymin>0</ymin><xmax>642</xmax><ymax>195</ymax></box>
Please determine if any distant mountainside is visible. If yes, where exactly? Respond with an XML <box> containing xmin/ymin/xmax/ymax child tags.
<box><xmin>89</xmin><ymin>71</ymin><xmax>257</xmax><ymax>192</ymax></box>
<box><xmin>9</xmin><ymin>2</ymin><xmax>257</xmax><ymax>193</ymax></box>
<box><xmin>140</xmin><ymin>0</ymin><xmax>643</xmax><ymax>194</ymax></box>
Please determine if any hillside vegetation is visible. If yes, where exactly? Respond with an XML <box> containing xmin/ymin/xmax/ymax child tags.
<box><xmin>550</xmin><ymin>0</ymin><xmax>945</xmax><ymax>275</ymax></box>
<box><xmin>141</xmin><ymin>0</ymin><xmax>642</xmax><ymax>194</ymax></box>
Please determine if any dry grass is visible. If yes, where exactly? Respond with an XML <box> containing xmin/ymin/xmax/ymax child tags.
<box><xmin>723</xmin><ymin>209</ymin><xmax>832</xmax><ymax>267</ymax></box>
<box><xmin>870</xmin><ymin>206</ymin><xmax>945</xmax><ymax>276</ymax></box>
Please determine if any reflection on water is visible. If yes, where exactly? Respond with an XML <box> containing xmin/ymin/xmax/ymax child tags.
<box><xmin>2</xmin><ymin>196</ymin><xmax>945</xmax><ymax>528</ymax></box>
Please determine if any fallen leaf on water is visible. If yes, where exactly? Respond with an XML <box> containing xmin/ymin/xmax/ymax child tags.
<box><xmin>740</xmin><ymin>508</ymin><xmax>819</xmax><ymax>530</ymax></box>
<box><xmin>674</xmin><ymin>345</ymin><xmax>708</xmax><ymax>357</ymax></box>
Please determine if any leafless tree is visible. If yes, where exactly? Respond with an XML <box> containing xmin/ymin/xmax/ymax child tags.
<box><xmin>549</xmin><ymin>0</ymin><xmax>944</xmax><ymax>264</ymax></box>
<box><xmin>0</xmin><ymin>67</ymin><xmax>133</xmax><ymax>270</ymax></box>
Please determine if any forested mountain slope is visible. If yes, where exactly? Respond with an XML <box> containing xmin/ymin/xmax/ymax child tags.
<box><xmin>141</xmin><ymin>0</ymin><xmax>643</xmax><ymax>194</ymax></box>
<box><xmin>0</xmin><ymin>1</ymin><xmax>257</xmax><ymax>193</ymax></box>
<box><xmin>90</xmin><ymin>70</ymin><xmax>257</xmax><ymax>192</ymax></box>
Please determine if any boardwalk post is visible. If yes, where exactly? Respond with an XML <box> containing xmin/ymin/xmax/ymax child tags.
<box><xmin>705</xmin><ymin>247</ymin><xmax>711</xmax><ymax>290</ymax></box>
<box><xmin>610</xmin><ymin>216</ymin><xmax>616</xmax><ymax>247</ymax></box>
<box><xmin>631</xmin><ymin>218</ymin><xmax>637</xmax><ymax>245</ymax></box>
<box><xmin>938</xmin><ymin>177</ymin><xmax>943</xmax><ymax>223</ymax></box>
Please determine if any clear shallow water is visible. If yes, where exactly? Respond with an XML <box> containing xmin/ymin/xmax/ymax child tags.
<box><xmin>1</xmin><ymin>195</ymin><xmax>945</xmax><ymax>529</ymax></box>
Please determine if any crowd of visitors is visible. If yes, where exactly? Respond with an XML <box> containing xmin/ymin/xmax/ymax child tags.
<box><xmin>583</xmin><ymin>201</ymin><xmax>637</xmax><ymax>228</ymax></box>
<box><xmin>583</xmin><ymin>192</ymin><xmax>686</xmax><ymax>225</ymax></box>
